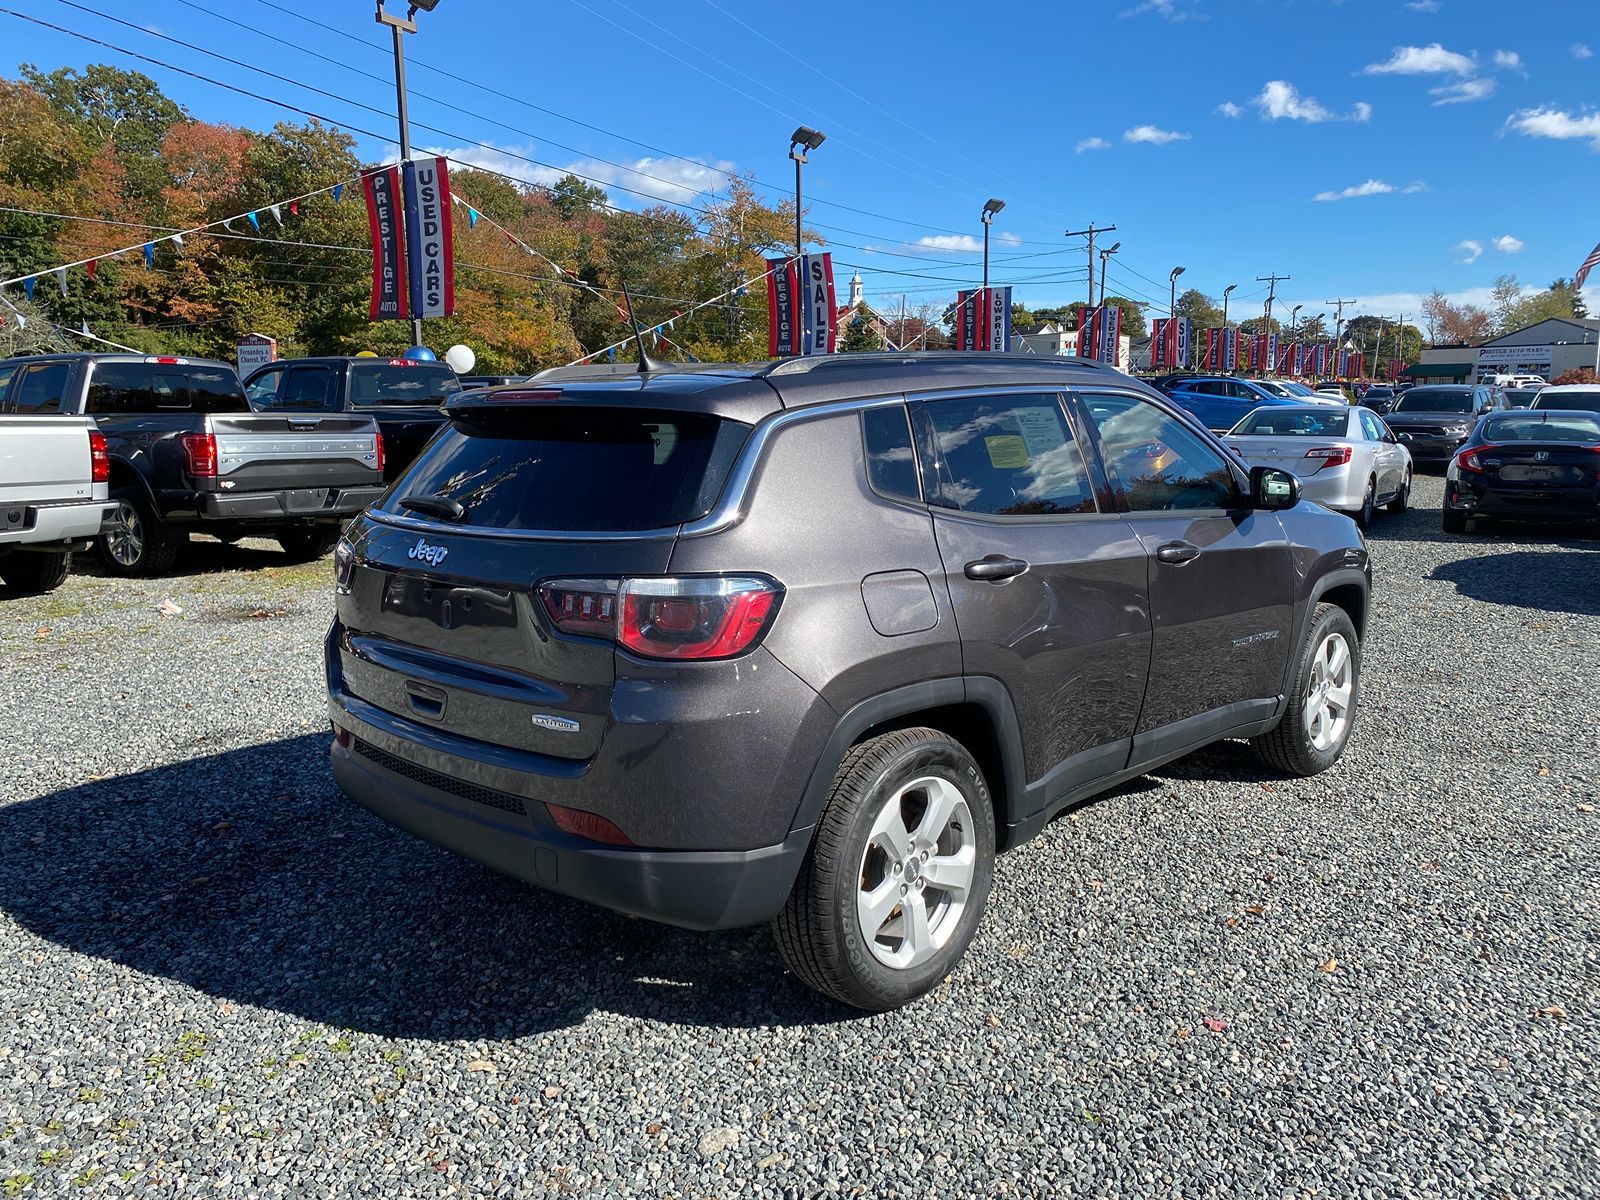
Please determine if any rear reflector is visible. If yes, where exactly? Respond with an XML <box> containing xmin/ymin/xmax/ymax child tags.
<box><xmin>181</xmin><ymin>432</ymin><xmax>218</xmax><ymax>477</ymax></box>
<box><xmin>88</xmin><ymin>430</ymin><xmax>109</xmax><ymax>484</ymax></box>
<box><xmin>546</xmin><ymin>803</ymin><xmax>633</xmax><ymax>846</ymax></box>
<box><xmin>538</xmin><ymin>575</ymin><xmax>781</xmax><ymax>661</ymax></box>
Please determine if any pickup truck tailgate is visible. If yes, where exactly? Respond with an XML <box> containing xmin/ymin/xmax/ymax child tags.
<box><xmin>0</xmin><ymin>415</ymin><xmax>97</xmax><ymax>504</ymax></box>
<box><xmin>209</xmin><ymin>413</ymin><xmax>382</xmax><ymax>490</ymax></box>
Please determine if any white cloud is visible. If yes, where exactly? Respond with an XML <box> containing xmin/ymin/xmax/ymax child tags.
<box><xmin>1503</xmin><ymin>107</ymin><xmax>1600</xmax><ymax>149</ymax></box>
<box><xmin>1493</xmin><ymin>235</ymin><xmax>1524</xmax><ymax>253</ymax></box>
<box><xmin>1252</xmin><ymin>80</ymin><xmax>1372</xmax><ymax>123</ymax></box>
<box><xmin>1401</xmin><ymin>181</ymin><xmax>1428</xmax><ymax>193</ymax></box>
<box><xmin>1119</xmin><ymin>0</ymin><xmax>1204</xmax><ymax>21</ymax></box>
<box><xmin>998</xmin><ymin>232</ymin><xmax>1023</xmax><ymax>246</ymax></box>
<box><xmin>1492</xmin><ymin>49</ymin><xmax>1525</xmax><ymax>73</ymax></box>
<box><xmin>409</xmin><ymin>142</ymin><xmax>736</xmax><ymax>206</ymax></box>
<box><xmin>1430</xmin><ymin>78</ymin><xmax>1496</xmax><ymax>104</ymax></box>
<box><xmin>1454</xmin><ymin>240</ymin><xmax>1483</xmax><ymax>264</ymax></box>
<box><xmin>1363</xmin><ymin>43</ymin><xmax>1477</xmax><ymax>75</ymax></box>
<box><xmin>1573</xmin><ymin>42</ymin><xmax>1594</xmax><ymax>60</ymax></box>
<box><xmin>1404</xmin><ymin>0</ymin><xmax>1440</xmax><ymax>10</ymax></box>
<box><xmin>1216</xmin><ymin>101</ymin><xmax>1242</xmax><ymax>118</ymax></box>
<box><xmin>1123</xmin><ymin>124</ymin><xmax>1191</xmax><ymax>145</ymax></box>
<box><xmin>1313</xmin><ymin>178</ymin><xmax>1396</xmax><ymax>202</ymax></box>
<box><xmin>1075</xmin><ymin>136</ymin><xmax>1111</xmax><ymax>153</ymax></box>
<box><xmin>912</xmin><ymin>234</ymin><xmax>985</xmax><ymax>253</ymax></box>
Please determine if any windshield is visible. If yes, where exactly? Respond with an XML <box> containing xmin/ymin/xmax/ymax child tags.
<box><xmin>1392</xmin><ymin>389</ymin><xmax>1472</xmax><ymax>414</ymax></box>
<box><xmin>348</xmin><ymin>362</ymin><xmax>462</xmax><ymax>406</ymax></box>
<box><xmin>1483</xmin><ymin>413</ymin><xmax>1600</xmax><ymax>442</ymax></box>
<box><xmin>1230</xmin><ymin>408</ymin><xmax>1351</xmax><ymax>437</ymax></box>
<box><xmin>1254</xmin><ymin>380</ymin><xmax>1293</xmax><ymax>398</ymax></box>
<box><xmin>1533</xmin><ymin>390</ymin><xmax>1600</xmax><ymax>413</ymax></box>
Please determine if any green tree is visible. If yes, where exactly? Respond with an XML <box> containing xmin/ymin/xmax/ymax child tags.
<box><xmin>839</xmin><ymin>311</ymin><xmax>880</xmax><ymax>351</ymax></box>
<box><xmin>1174</xmin><ymin>288</ymin><xmax>1224</xmax><ymax>334</ymax></box>
<box><xmin>1099</xmin><ymin>295</ymin><xmax>1147</xmax><ymax>340</ymax></box>
<box><xmin>550</xmin><ymin>174</ymin><xmax>610</xmax><ymax>221</ymax></box>
<box><xmin>1549</xmin><ymin>277</ymin><xmax>1589</xmax><ymax>320</ymax></box>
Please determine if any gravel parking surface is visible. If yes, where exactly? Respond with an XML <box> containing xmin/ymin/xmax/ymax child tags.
<box><xmin>2</xmin><ymin>476</ymin><xmax>1596</xmax><ymax>1199</ymax></box>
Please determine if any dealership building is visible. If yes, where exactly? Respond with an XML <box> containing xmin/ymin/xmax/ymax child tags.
<box><xmin>1414</xmin><ymin>316</ymin><xmax>1600</xmax><ymax>382</ymax></box>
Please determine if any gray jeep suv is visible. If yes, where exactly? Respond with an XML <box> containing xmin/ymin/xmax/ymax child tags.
<box><xmin>326</xmin><ymin>353</ymin><xmax>1371</xmax><ymax>1010</ymax></box>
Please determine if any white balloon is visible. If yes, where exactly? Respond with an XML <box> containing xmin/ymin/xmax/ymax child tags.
<box><xmin>444</xmin><ymin>343</ymin><xmax>477</xmax><ymax>374</ymax></box>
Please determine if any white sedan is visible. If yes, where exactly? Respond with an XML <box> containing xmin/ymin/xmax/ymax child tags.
<box><xmin>1223</xmin><ymin>404</ymin><xmax>1413</xmax><ymax>528</ymax></box>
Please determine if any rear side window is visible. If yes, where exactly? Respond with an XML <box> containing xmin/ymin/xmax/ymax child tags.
<box><xmin>386</xmin><ymin>407</ymin><xmax>750</xmax><ymax>532</ymax></box>
<box><xmin>13</xmin><ymin>362</ymin><xmax>69</xmax><ymax>414</ymax></box>
<box><xmin>348</xmin><ymin>363</ymin><xmax>461</xmax><ymax>406</ymax></box>
<box><xmin>1535</xmin><ymin>390</ymin><xmax>1600</xmax><ymax>413</ymax></box>
<box><xmin>862</xmin><ymin>405</ymin><xmax>920</xmax><ymax>502</ymax></box>
<box><xmin>919</xmin><ymin>393</ymin><xmax>1095</xmax><ymax>516</ymax></box>
<box><xmin>272</xmin><ymin>366</ymin><xmax>337</xmax><ymax>410</ymax></box>
<box><xmin>87</xmin><ymin>362</ymin><xmax>247</xmax><ymax>414</ymax></box>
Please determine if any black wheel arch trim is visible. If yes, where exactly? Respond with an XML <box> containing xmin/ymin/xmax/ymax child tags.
<box><xmin>1284</xmin><ymin>567</ymin><xmax>1369</xmax><ymax>697</ymax></box>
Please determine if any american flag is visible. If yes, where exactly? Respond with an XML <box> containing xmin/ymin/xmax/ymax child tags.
<box><xmin>1575</xmin><ymin>240</ymin><xmax>1600</xmax><ymax>291</ymax></box>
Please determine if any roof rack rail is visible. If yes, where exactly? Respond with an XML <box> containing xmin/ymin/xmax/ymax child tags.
<box><xmin>759</xmin><ymin>351</ymin><xmax>1118</xmax><ymax>378</ymax></box>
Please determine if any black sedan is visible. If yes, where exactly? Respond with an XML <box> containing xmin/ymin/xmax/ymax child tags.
<box><xmin>1443</xmin><ymin>410</ymin><xmax>1600</xmax><ymax>533</ymax></box>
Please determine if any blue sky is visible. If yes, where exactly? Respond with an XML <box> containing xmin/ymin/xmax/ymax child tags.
<box><xmin>5</xmin><ymin>0</ymin><xmax>1600</xmax><ymax>327</ymax></box>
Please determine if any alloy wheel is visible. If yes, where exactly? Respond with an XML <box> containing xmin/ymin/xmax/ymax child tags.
<box><xmin>856</xmin><ymin>775</ymin><xmax>976</xmax><ymax>970</ymax></box>
<box><xmin>106</xmin><ymin>501</ymin><xmax>145</xmax><ymax>568</ymax></box>
<box><xmin>1302</xmin><ymin>632</ymin><xmax>1353</xmax><ymax>752</ymax></box>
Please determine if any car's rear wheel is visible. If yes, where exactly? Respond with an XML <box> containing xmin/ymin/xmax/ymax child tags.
<box><xmin>0</xmin><ymin>550</ymin><xmax>71</xmax><ymax>594</ymax></box>
<box><xmin>1354</xmin><ymin>477</ymin><xmax>1376</xmax><ymax>529</ymax></box>
<box><xmin>1442</xmin><ymin>504</ymin><xmax>1468</xmax><ymax>534</ymax></box>
<box><xmin>1251</xmin><ymin>603</ymin><xmax>1360</xmax><ymax>776</ymax></box>
<box><xmin>99</xmin><ymin>487</ymin><xmax>180</xmax><ymax>577</ymax></box>
<box><xmin>1387</xmin><ymin>469</ymin><xmax>1411</xmax><ymax>514</ymax></box>
<box><xmin>277</xmin><ymin>526</ymin><xmax>343</xmax><ymax>563</ymax></box>
<box><xmin>773</xmin><ymin>728</ymin><xmax>995</xmax><ymax>1011</ymax></box>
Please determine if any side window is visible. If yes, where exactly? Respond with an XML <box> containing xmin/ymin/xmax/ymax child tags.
<box><xmin>1194</xmin><ymin>381</ymin><xmax>1227</xmax><ymax>396</ymax></box>
<box><xmin>0</xmin><ymin>364</ymin><xmax>16</xmax><ymax>410</ymax></box>
<box><xmin>1363</xmin><ymin>411</ymin><xmax>1387</xmax><ymax>441</ymax></box>
<box><xmin>1227</xmin><ymin>381</ymin><xmax>1254</xmax><ymax>399</ymax></box>
<box><xmin>919</xmin><ymin>393</ymin><xmax>1096</xmax><ymax>517</ymax></box>
<box><xmin>1082</xmin><ymin>392</ymin><xmax>1242</xmax><ymax>512</ymax></box>
<box><xmin>862</xmin><ymin>405</ymin><xmax>921</xmax><ymax>502</ymax></box>
<box><xmin>13</xmin><ymin>363</ymin><xmax>69</xmax><ymax>414</ymax></box>
<box><xmin>275</xmin><ymin>367</ymin><xmax>336</xmax><ymax>410</ymax></box>
<box><xmin>244</xmin><ymin>367</ymin><xmax>283</xmax><ymax>407</ymax></box>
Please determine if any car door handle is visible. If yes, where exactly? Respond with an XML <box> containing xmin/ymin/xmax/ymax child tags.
<box><xmin>1155</xmin><ymin>540</ymin><xmax>1201</xmax><ymax>565</ymax></box>
<box><xmin>964</xmin><ymin>555</ymin><xmax>1029</xmax><ymax>582</ymax></box>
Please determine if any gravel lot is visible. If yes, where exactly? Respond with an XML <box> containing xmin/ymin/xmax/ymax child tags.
<box><xmin>2</xmin><ymin>474</ymin><xmax>1596</xmax><ymax>1199</ymax></box>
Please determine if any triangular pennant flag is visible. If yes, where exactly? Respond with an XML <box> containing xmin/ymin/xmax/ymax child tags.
<box><xmin>171</xmin><ymin>233</ymin><xmax>184</xmax><ymax>250</ymax></box>
<box><xmin>246</xmin><ymin>211</ymin><xmax>261</xmax><ymax>232</ymax></box>
<box><xmin>86</xmin><ymin>259</ymin><xmax>97</xmax><ymax>281</ymax></box>
<box><xmin>269</xmin><ymin>204</ymin><xmax>283</xmax><ymax>226</ymax></box>
<box><xmin>467</xmin><ymin>206</ymin><xmax>479</xmax><ymax>229</ymax></box>
<box><xmin>143</xmin><ymin>242</ymin><xmax>155</xmax><ymax>268</ymax></box>
<box><xmin>289</xmin><ymin>200</ymin><xmax>299</xmax><ymax>217</ymax></box>
<box><xmin>332</xmin><ymin>183</ymin><xmax>344</xmax><ymax>203</ymax></box>
<box><xmin>224</xmin><ymin>218</ymin><xmax>239</xmax><ymax>233</ymax></box>
<box><xmin>23</xmin><ymin>277</ymin><xmax>34</xmax><ymax>301</ymax></box>
<box><xmin>13</xmin><ymin>313</ymin><xmax>23</xmax><ymax>330</ymax></box>
<box><xmin>55</xmin><ymin>268</ymin><xmax>67</xmax><ymax>296</ymax></box>
<box><xmin>607</xmin><ymin>347</ymin><xmax>615</xmax><ymax>363</ymax></box>
<box><xmin>81</xmin><ymin>321</ymin><xmax>90</xmax><ymax>335</ymax></box>
<box><xmin>503</xmin><ymin>230</ymin><xmax>517</xmax><ymax>245</ymax></box>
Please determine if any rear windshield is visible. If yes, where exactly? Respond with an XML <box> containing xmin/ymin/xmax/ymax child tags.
<box><xmin>1392</xmin><ymin>389</ymin><xmax>1471</xmax><ymax>413</ymax></box>
<box><xmin>87</xmin><ymin>361</ymin><xmax>247</xmax><ymax>414</ymax></box>
<box><xmin>1483</xmin><ymin>414</ymin><xmax>1600</xmax><ymax>442</ymax></box>
<box><xmin>385</xmin><ymin>407</ymin><xmax>751</xmax><ymax>532</ymax></box>
<box><xmin>349</xmin><ymin>362</ymin><xmax>461</xmax><ymax>406</ymax></box>
<box><xmin>1231</xmin><ymin>408</ymin><xmax>1350</xmax><ymax>437</ymax></box>
<box><xmin>1533</xmin><ymin>390</ymin><xmax>1600</xmax><ymax>413</ymax></box>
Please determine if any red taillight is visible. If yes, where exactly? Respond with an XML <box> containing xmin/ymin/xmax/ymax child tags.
<box><xmin>537</xmin><ymin>576</ymin><xmax>782</xmax><ymax>661</ymax></box>
<box><xmin>155</xmin><ymin>356</ymin><xmax>180</xmax><ymax>365</ymax></box>
<box><xmin>484</xmin><ymin>389</ymin><xmax>563</xmax><ymax>403</ymax></box>
<box><xmin>181</xmin><ymin>432</ymin><xmax>217</xmax><ymax>477</ymax></box>
<box><xmin>1302</xmin><ymin>445</ymin><xmax>1353</xmax><ymax>472</ymax></box>
<box><xmin>546</xmin><ymin>803</ymin><xmax>634</xmax><ymax>846</ymax></box>
<box><xmin>88</xmin><ymin>430</ymin><xmax>109</xmax><ymax>484</ymax></box>
<box><xmin>1456</xmin><ymin>443</ymin><xmax>1498</xmax><ymax>474</ymax></box>
<box><xmin>373</xmin><ymin>431</ymin><xmax>385</xmax><ymax>476</ymax></box>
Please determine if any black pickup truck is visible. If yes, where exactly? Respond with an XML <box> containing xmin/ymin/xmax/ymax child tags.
<box><xmin>0</xmin><ymin>353</ymin><xmax>386</xmax><ymax>576</ymax></box>
<box><xmin>243</xmin><ymin>356</ymin><xmax>461</xmax><ymax>481</ymax></box>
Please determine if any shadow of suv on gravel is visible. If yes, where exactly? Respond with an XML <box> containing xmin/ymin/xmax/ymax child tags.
<box><xmin>326</xmin><ymin>353</ymin><xmax>1371</xmax><ymax>1011</ymax></box>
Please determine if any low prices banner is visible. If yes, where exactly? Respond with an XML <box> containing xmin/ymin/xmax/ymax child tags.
<box><xmin>402</xmin><ymin>156</ymin><xmax>455</xmax><ymax>319</ymax></box>
<box><xmin>955</xmin><ymin>286</ymin><xmax>1014</xmax><ymax>351</ymax></box>
<box><xmin>362</xmin><ymin>165</ymin><xmax>407</xmax><ymax>322</ymax></box>
<box><xmin>1152</xmin><ymin>317</ymin><xmax>1190</xmax><ymax>370</ymax></box>
<box><xmin>767</xmin><ymin>253</ymin><xmax>837</xmax><ymax>356</ymax></box>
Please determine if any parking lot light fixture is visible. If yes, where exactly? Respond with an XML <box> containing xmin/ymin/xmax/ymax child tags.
<box><xmin>788</xmin><ymin>126</ymin><xmax>826</xmax><ymax>258</ymax></box>
<box><xmin>1099</xmin><ymin>242</ymin><xmax>1120</xmax><ymax>305</ymax></box>
<box><xmin>981</xmin><ymin>198</ymin><xmax>1005</xmax><ymax>292</ymax></box>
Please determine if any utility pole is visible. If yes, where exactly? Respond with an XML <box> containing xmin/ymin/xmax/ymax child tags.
<box><xmin>1257</xmin><ymin>272</ymin><xmax>1290</xmax><ymax>334</ymax></box>
<box><xmin>1065</xmin><ymin>223</ymin><xmax>1116</xmax><ymax>311</ymax></box>
<box><xmin>1326</xmin><ymin>296</ymin><xmax>1356</xmax><ymax>356</ymax></box>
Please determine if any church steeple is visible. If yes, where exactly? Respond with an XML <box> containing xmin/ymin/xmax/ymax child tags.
<box><xmin>849</xmin><ymin>271</ymin><xmax>863</xmax><ymax>307</ymax></box>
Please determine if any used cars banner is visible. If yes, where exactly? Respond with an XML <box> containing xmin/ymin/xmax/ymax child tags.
<box><xmin>402</xmin><ymin>157</ymin><xmax>456</xmax><ymax>320</ymax></box>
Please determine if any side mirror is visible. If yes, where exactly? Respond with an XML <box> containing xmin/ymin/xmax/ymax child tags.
<box><xmin>1251</xmin><ymin>465</ymin><xmax>1300</xmax><ymax>511</ymax></box>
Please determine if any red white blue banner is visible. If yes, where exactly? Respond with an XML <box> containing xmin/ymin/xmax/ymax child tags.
<box><xmin>1079</xmin><ymin>306</ymin><xmax>1121</xmax><ymax>364</ymax></box>
<box><xmin>767</xmin><ymin>254</ymin><xmax>835</xmax><ymax>356</ymax></box>
<box><xmin>1152</xmin><ymin>318</ymin><xmax>1190</xmax><ymax>370</ymax></box>
<box><xmin>767</xmin><ymin>257</ymin><xmax>800</xmax><ymax>356</ymax></box>
<box><xmin>956</xmin><ymin>287</ymin><xmax>1013</xmax><ymax>351</ymax></box>
<box><xmin>402</xmin><ymin>156</ymin><xmax>455</xmax><ymax>319</ymax></box>
<box><xmin>362</xmin><ymin>165</ymin><xmax>407</xmax><ymax>322</ymax></box>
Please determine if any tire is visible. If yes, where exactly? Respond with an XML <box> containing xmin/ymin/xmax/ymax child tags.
<box><xmin>1387</xmin><ymin>469</ymin><xmax>1411</xmax><ymax>514</ymax></box>
<box><xmin>1354</xmin><ymin>477</ymin><xmax>1376</xmax><ymax>529</ymax></box>
<box><xmin>0</xmin><ymin>550</ymin><xmax>71</xmax><ymax>594</ymax></box>
<box><xmin>277</xmin><ymin>526</ymin><xmax>342</xmax><ymax>563</ymax></box>
<box><xmin>773</xmin><ymin>728</ymin><xmax>996</xmax><ymax>1012</ymax></box>
<box><xmin>1251</xmin><ymin>602</ymin><xmax>1361</xmax><ymax>777</ymax></box>
<box><xmin>1442</xmin><ymin>504</ymin><xmax>1468</xmax><ymax>534</ymax></box>
<box><xmin>98</xmin><ymin>487</ymin><xmax>179</xmax><ymax>577</ymax></box>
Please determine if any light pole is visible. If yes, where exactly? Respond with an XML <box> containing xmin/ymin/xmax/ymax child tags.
<box><xmin>376</xmin><ymin>0</ymin><xmax>440</xmax><ymax>350</ymax></box>
<box><xmin>981</xmin><ymin>198</ymin><xmax>1005</xmax><ymax>293</ymax></box>
<box><xmin>1167</xmin><ymin>266</ymin><xmax>1185</xmax><ymax>368</ymax></box>
<box><xmin>1289</xmin><ymin>303</ymin><xmax>1303</xmax><ymax>342</ymax></box>
<box><xmin>1098</xmin><ymin>242</ymin><xmax>1120</xmax><ymax>306</ymax></box>
<box><xmin>788</xmin><ymin>126</ymin><xmax>826</xmax><ymax>259</ymax></box>
<box><xmin>1221</xmin><ymin>283</ymin><xmax>1237</xmax><ymax>372</ymax></box>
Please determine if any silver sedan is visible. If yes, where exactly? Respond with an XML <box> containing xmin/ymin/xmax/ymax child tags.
<box><xmin>1223</xmin><ymin>405</ymin><xmax>1413</xmax><ymax>527</ymax></box>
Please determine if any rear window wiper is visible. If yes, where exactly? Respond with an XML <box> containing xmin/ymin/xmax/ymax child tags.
<box><xmin>399</xmin><ymin>495</ymin><xmax>467</xmax><ymax>522</ymax></box>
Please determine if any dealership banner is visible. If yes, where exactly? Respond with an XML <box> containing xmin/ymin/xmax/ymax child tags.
<box><xmin>1387</xmin><ymin>357</ymin><xmax>1404</xmax><ymax>381</ymax></box>
<box><xmin>1078</xmin><ymin>306</ymin><xmax>1121</xmax><ymax>364</ymax></box>
<box><xmin>955</xmin><ymin>290</ymin><xmax>978</xmax><ymax>351</ymax></box>
<box><xmin>362</xmin><ymin>165</ymin><xmax>407</xmax><ymax>322</ymax></box>
<box><xmin>402</xmin><ymin>157</ymin><xmax>455</xmax><ymax>319</ymax></box>
<box><xmin>767</xmin><ymin>254</ymin><xmax>835</xmax><ymax>356</ymax></box>
<box><xmin>1152</xmin><ymin>318</ymin><xmax>1190</xmax><ymax>370</ymax></box>
<box><xmin>956</xmin><ymin>287</ymin><xmax>1014</xmax><ymax>351</ymax></box>
<box><xmin>987</xmin><ymin>285</ymin><xmax>1012</xmax><ymax>352</ymax></box>
<box><xmin>1306</xmin><ymin>342</ymin><xmax>1328</xmax><ymax>377</ymax></box>
<box><xmin>1203</xmin><ymin>327</ymin><xmax>1237</xmax><ymax>372</ymax></box>
<box><xmin>766</xmin><ymin>257</ymin><xmax>800</xmax><ymax>356</ymax></box>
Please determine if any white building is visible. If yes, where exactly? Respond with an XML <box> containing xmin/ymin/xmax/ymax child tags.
<box><xmin>1011</xmin><ymin>319</ymin><xmax>1131</xmax><ymax>370</ymax></box>
<box><xmin>1417</xmin><ymin>317</ymin><xmax>1600</xmax><ymax>383</ymax></box>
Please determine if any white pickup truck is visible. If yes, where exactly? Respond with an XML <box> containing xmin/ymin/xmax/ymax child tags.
<box><xmin>0</xmin><ymin>413</ymin><xmax>115</xmax><ymax>594</ymax></box>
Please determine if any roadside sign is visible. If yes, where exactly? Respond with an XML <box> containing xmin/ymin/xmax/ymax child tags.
<box><xmin>236</xmin><ymin>333</ymin><xmax>277</xmax><ymax>375</ymax></box>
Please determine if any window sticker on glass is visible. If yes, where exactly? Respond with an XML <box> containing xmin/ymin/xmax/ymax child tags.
<box><xmin>647</xmin><ymin>423</ymin><xmax>678</xmax><ymax>465</ymax></box>
<box><xmin>985</xmin><ymin>434</ymin><xmax>1029</xmax><ymax>469</ymax></box>
<box><xmin>1012</xmin><ymin>405</ymin><xmax>1067</xmax><ymax>457</ymax></box>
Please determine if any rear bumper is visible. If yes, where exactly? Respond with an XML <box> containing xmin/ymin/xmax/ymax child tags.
<box><xmin>1392</xmin><ymin>433</ymin><xmax>1467</xmax><ymax>461</ymax></box>
<box><xmin>1449</xmin><ymin>480</ymin><xmax>1599</xmax><ymax>520</ymax></box>
<box><xmin>197</xmin><ymin>485</ymin><xmax>386</xmax><ymax>522</ymax></box>
<box><xmin>328</xmin><ymin>695</ymin><xmax>810</xmax><ymax>931</ymax></box>
<box><xmin>0</xmin><ymin>498</ymin><xmax>116</xmax><ymax>548</ymax></box>
<box><xmin>1295</xmin><ymin>466</ymin><xmax>1362</xmax><ymax>512</ymax></box>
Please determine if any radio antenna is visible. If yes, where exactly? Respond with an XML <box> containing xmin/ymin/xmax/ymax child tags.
<box><xmin>619</xmin><ymin>279</ymin><xmax>666</xmax><ymax>374</ymax></box>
